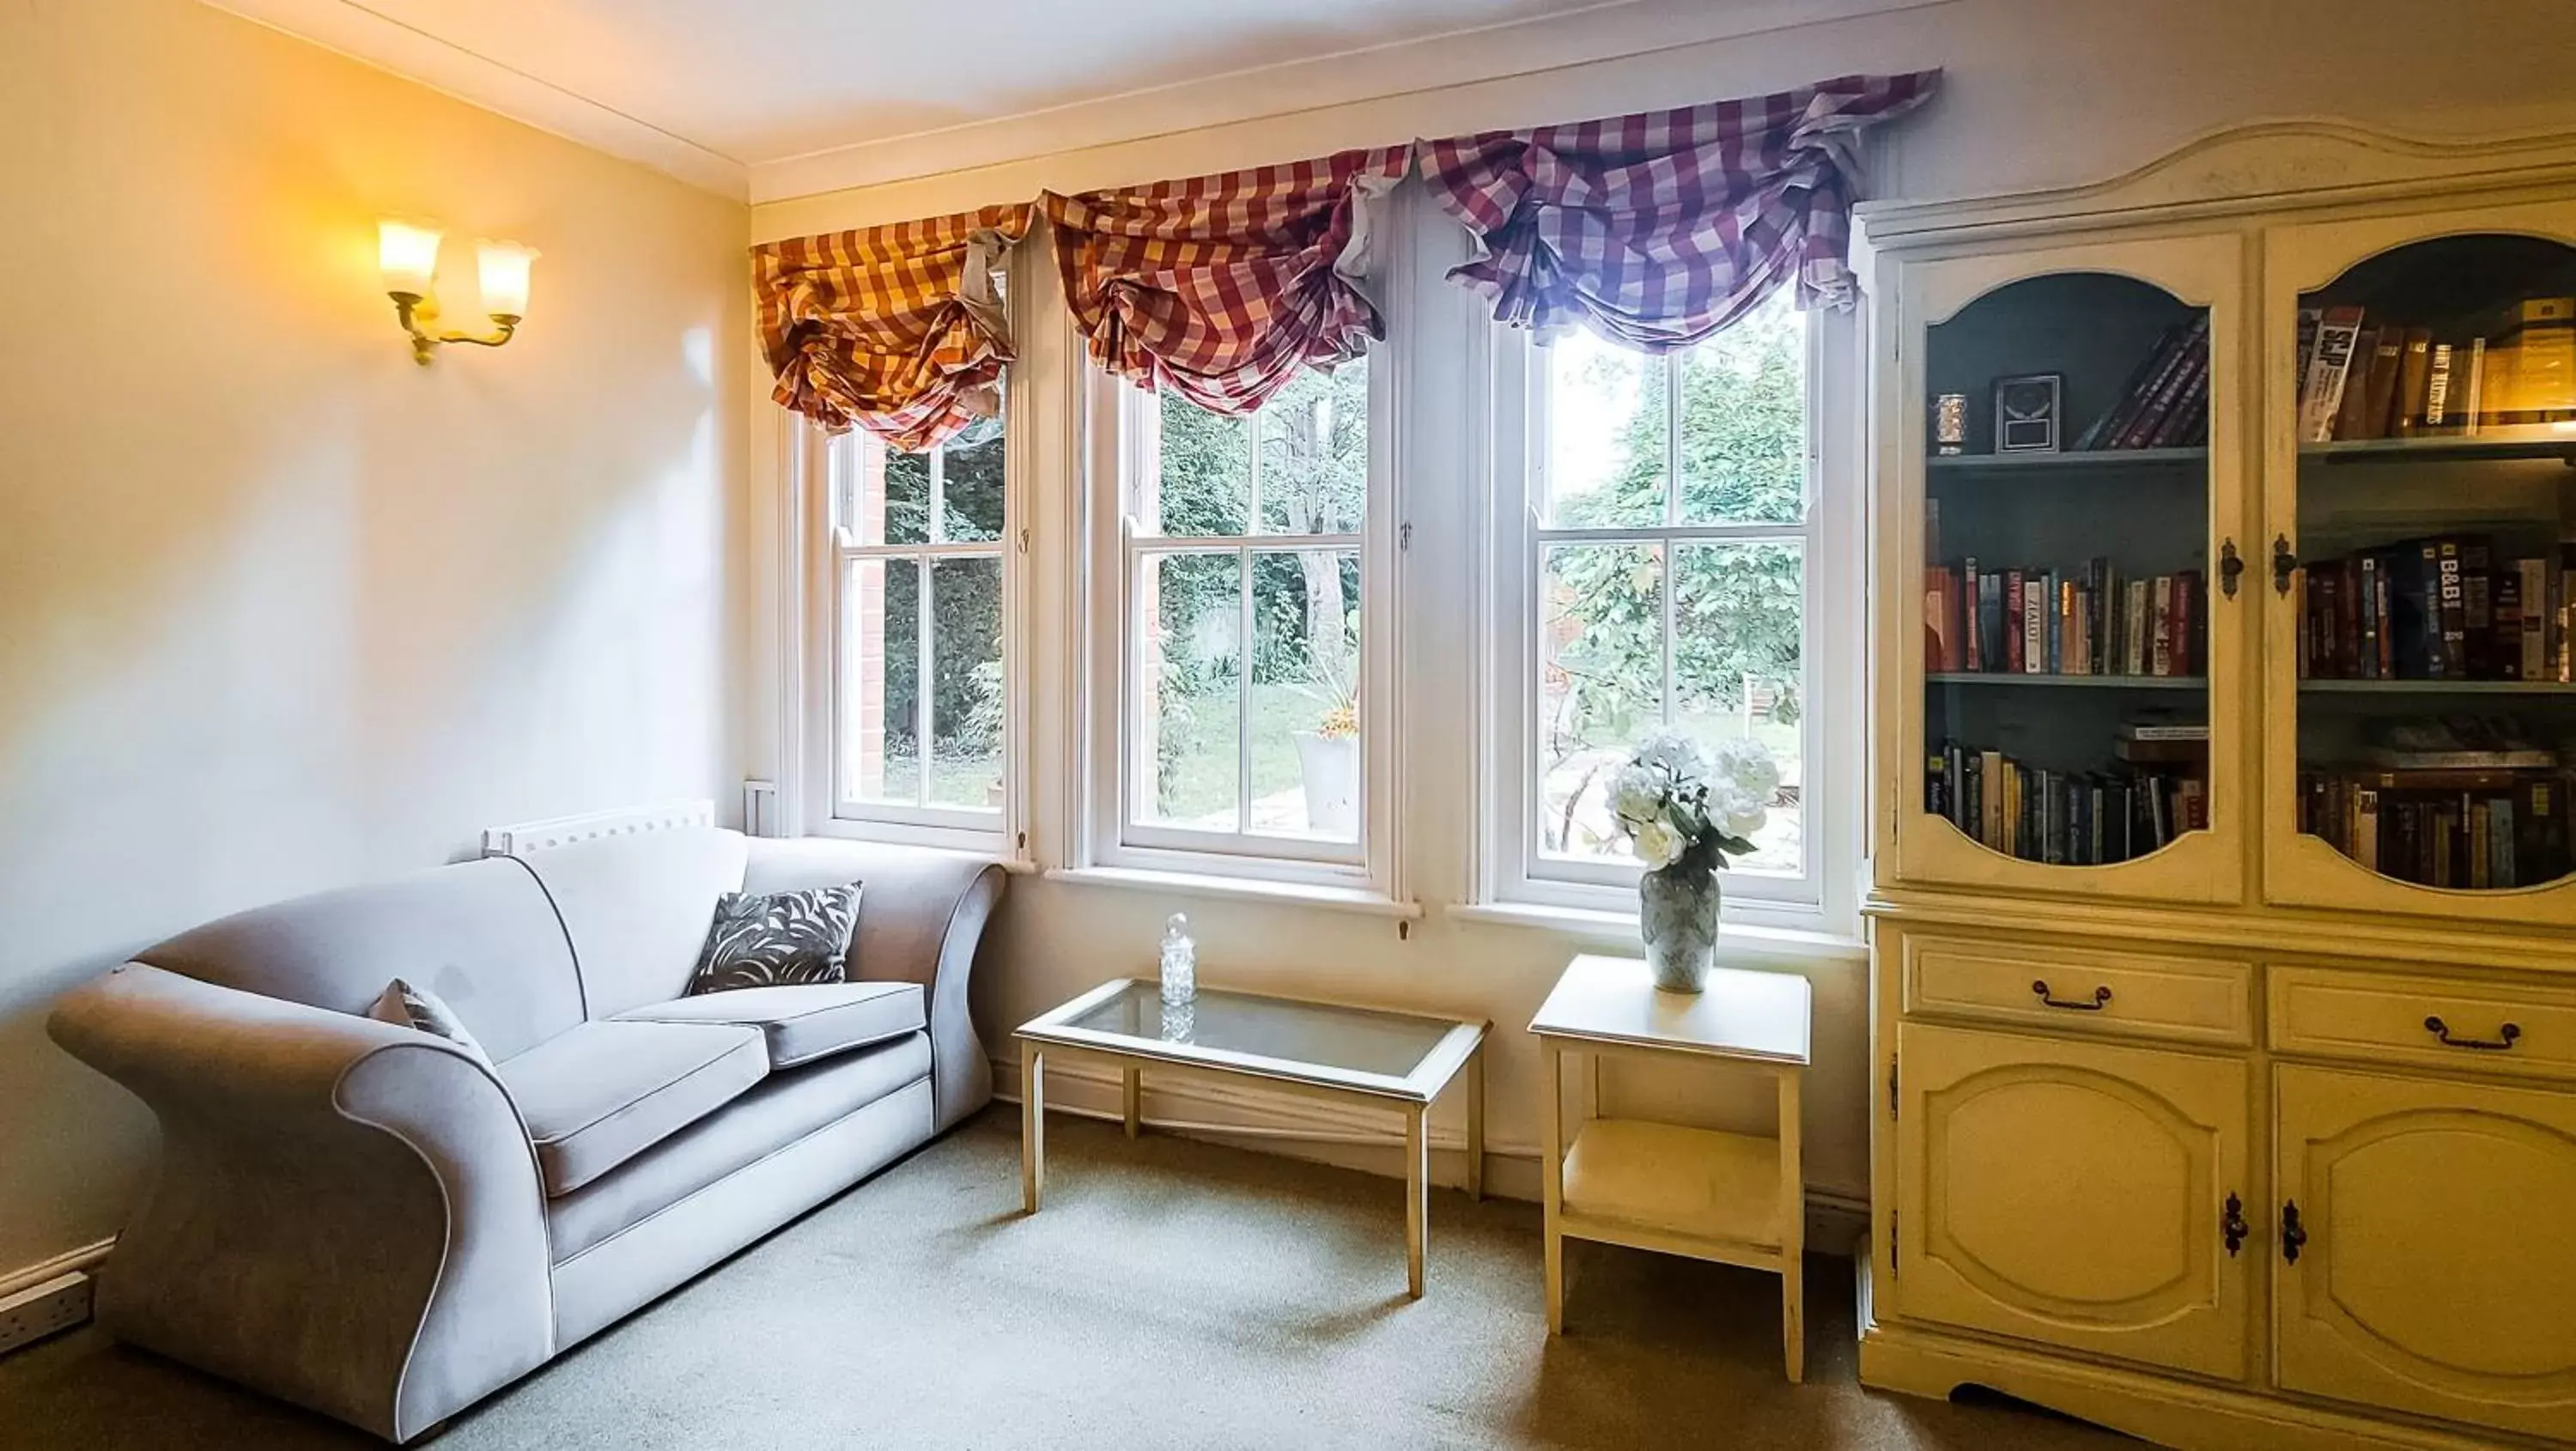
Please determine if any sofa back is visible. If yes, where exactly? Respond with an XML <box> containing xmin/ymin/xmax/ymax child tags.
<box><xmin>515</xmin><ymin>827</ymin><xmax>750</xmax><ymax>1019</ymax></box>
<box><xmin>135</xmin><ymin>856</ymin><xmax>584</xmax><ymax>1062</ymax></box>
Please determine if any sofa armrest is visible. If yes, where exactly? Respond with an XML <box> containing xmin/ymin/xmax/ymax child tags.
<box><xmin>741</xmin><ymin>838</ymin><xmax>1006</xmax><ymax>1130</ymax></box>
<box><xmin>47</xmin><ymin>964</ymin><xmax>554</xmax><ymax>1443</ymax></box>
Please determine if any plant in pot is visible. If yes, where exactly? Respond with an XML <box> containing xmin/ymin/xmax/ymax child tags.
<box><xmin>1291</xmin><ymin>643</ymin><xmax>1359</xmax><ymax>837</ymax></box>
<box><xmin>1608</xmin><ymin>732</ymin><xmax>1779</xmax><ymax>993</ymax></box>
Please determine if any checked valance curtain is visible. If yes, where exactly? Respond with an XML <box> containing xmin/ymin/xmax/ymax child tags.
<box><xmin>1419</xmin><ymin>71</ymin><xmax>1941</xmax><ymax>350</ymax></box>
<box><xmin>753</xmin><ymin>203</ymin><xmax>1032</xmax><ymax>451</ymax></box>
<box><xmin>1042</xmin><ymin>146</ymin><xmax>1411</xmax><ymax>415</ymax></box>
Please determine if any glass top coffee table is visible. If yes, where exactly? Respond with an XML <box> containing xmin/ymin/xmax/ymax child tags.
<box><xmin>1015</xmin><ymin>980</ymin><xmax>1490</xmax><ymax>1299</ymax></box>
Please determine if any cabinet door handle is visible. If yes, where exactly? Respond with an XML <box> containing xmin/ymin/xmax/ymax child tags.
<box><xmin>2219</xmin><ymin>539</ymin><xmax>2244</xmax><ymax>599</ymax></box>
<box><xmin>2031</xmin><ymin>980</ymin><xmax>2111</xmax><ymax>1011</ymax></box>
<box><xmin>2424</xmin><ymin>1016</ymin><xmax>2521</xmax><ymax>1052</ymax></box>
<box><xmin>2273</xmin><ymin>535</ymin><xmax>2297</xmax><ymax>596</ymax></box>
<box><xmin>2222</xmin><ymin>1192</ymin><xmax>2248</xmax><ymax>1257</ymax></box>
<box><xmin>2281</xmin><ymin>1200</ymin><xmax>2307</xmax><ymax>1264</ymax></box>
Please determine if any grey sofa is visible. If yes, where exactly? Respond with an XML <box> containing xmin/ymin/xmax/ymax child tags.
<box><xmin>47</xmin><ymin>827</ymin><xmax>1002</xmax><ymax>1443</ymax></box>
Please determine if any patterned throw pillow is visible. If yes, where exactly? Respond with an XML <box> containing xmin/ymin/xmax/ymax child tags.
<box><xmin>686</xmin><ymin>882</ymin><xmax>863</xmax><ymax>995</ymax></box>
<box><xmin>368</xmin><ymin>978</ymin><xmax>496</xmax><ymax>1071</ymax></box>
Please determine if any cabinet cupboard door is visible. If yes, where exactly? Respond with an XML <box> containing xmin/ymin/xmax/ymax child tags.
<box><xmin>1878</xmin><ymin>234</ymin><xmax>2250</xmax><ymax>908</ymax></box>
<box><xmin>1893</xmin><ymin>1023</ymin><xmax>2249</xmax><ymax>1379</ymax></box>
<box><xmin>2274</xmin><ymin>1065</ymin><xmax>2576</xmax><ymax>1441</ymax></box>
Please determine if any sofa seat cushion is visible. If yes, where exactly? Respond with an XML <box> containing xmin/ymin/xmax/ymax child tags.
<box><xmin>544</xmin><ymin>1030</ymin><xmax>933</xmax><ymax>1265</ymax></box>
<box><xmin>614</xmin><ymin>982</ymin><xmax>925</xmax><ymax>1070</ymax></box>
<box><xmin>496</xmin><ymin>1021</ymin><xmax>769</xmax><ymax>1196</ymax></box>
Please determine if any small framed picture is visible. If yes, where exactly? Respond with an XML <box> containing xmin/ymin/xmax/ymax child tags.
<box><xmin>1993</xmin><ymin>373</ymin><xmax>2062</xmax><ymax>452</ymax></box>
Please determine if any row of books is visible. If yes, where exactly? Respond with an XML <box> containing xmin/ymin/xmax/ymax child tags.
<box><xmin>1925</xmin><ymin>559</ymin><xmax>2207</xmax><ymax>677</ymax></box>
<box><xmin>2299</xmin><ymin>768</ymin><xmax>2571</xmax><ymax>889</ymax></box>
<box><xmin>1926</xmin><ymin>741</ymin><xmax>2207</xmax><ymax>865</ymax></box>
<box><xmin>2291</xmin><ymin>537</ymin><xmax>2574</xmax><ymax>681</ymax></box>
<box><xmin>2070</xmin><ymin>316</ymin><xmax>2212</xmax><ymax>451</ymax></box>
<box><xmin>2294</xmin><ymin>298</ymin><xmax>2576</xmax><ymax>443</ymax></box>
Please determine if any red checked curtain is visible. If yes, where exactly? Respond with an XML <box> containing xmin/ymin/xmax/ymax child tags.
<box><xmin>1419</xmin><ymin>71</ymin><xmax>1941</xmax><ymax>350</ymax></box>
<box><xmin>754</xmin><ymin>203</ymin><xmax>1033</xmax><ymax>451</ymax></box>
<box><xmin>1042</xmin><ymin>147</ymin><xmax>1411</xmax><ymax>415</ymax></box>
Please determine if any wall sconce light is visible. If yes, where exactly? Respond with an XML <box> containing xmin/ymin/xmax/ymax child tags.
<box><xmin>378</xmin><ymin>219</ymin><xmax>538</xmax><ymax>366</ymax></box>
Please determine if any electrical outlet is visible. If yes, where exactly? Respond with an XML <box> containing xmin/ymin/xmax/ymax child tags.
<box><xmin>0</xmin><ymin>1272</ymin><xmax>93</xmax><ymax>1356</ymax></box>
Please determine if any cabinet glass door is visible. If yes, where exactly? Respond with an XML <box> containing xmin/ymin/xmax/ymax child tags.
<box><xmin>1891</xmin><ymin>236</ymin><xmax>2245</xmax><ymax>903</ymax></box>
<box><xmin>2265</xmin><ymin>207</ymin><xmax>2576</xmax><ymax>924</ymax></box>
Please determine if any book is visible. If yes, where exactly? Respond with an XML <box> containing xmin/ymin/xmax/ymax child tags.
<box><xmin>2079</xmin><ymin>323</ymin><xmax>2188</xmax><ymax>451</ymax></box>
<box><xmin>2117</xmin><ymin>323</ymin><xmax>2208</xmax><ymax>450</ymax></box>
<box><xmin>2342</xmin><ymin>326</ymin><xmax>2393</xmax><ymax>440</ymax></box>
<box><xmin>2007</xmin><ymin>570</ymin><xmax>2027</xmax><ymax>673</ymax></box>
<box><xmin>2463</xmin><ymin>337</ymin><xmax>2488</xmax><ymax>434</ymax></box>
<box><xmin>2424</xmin><ymin>341</ymin><xmax>2456</xmax><ymax>429</ymax></box>
<box><xmin>2394</xmin><ymin>327</ymin><xmax>2436</xmax><ymax>435</ymax></box>
<box><xmin>2149</xmin><ymin>574</ymin><xmax>2174</xmax><ymax>676</ymax></box>
<box><xmin>2300</xmin><ymin>306</ymin><xmax>2366</xmax><ymax>442</ymax></box>
<box><xmin>2518</xmin><ymin>557</ymin><xmax>2550</xmax><ymax>682</ymax></box>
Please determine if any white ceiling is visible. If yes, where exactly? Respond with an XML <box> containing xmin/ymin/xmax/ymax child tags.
<box><xmin>204</xmin><ymin>0</ymin><xmax>1930</xmax><ymax>201</ymax></box>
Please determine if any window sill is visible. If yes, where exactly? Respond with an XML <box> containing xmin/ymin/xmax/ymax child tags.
<box><xmin>1443</xmin><ymin>900</ymin><xmax>1867</xmax><ymax>963</ymax></box>
<box><xmin>1043</xmin><ymin>866</ymin><xmax>1425</xmax><ymax>920</ymax></box>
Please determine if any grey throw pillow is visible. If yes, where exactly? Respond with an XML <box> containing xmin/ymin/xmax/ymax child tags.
<box><xmin>368</xmin><ymin>978</ymin><xmax>495</xmax><ymax>1071</ymax></box>
<box><xmin>686</xmin><ymin>881</ymin><xmax>863</xmax><ymax>995</ymax></box>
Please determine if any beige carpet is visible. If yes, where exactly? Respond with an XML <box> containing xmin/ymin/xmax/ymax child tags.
<box><xmin>0</xmin><ymin>1109</ymin><xmax>2129</xmax><ymax>1450</ymax></box>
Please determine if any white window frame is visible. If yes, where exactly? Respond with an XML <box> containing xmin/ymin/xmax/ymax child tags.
<box><xmin>1078</xmin><ymin>351</ymin><xmax>1405</xmax><ymax>895</ymax></box>
<box><xmin>1475</xmin><ymin>303</ymin><xmax>1865</xmax><ymax>934</ymax></box>
<box><xmin>793</xmin><ymin>375</ymin><xmax>1032</xmax><ymax>858</ymax></box>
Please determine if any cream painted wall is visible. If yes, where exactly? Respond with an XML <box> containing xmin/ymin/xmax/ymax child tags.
<box><xmin>0</xmin><ymin>0</ymin><xmax>750</xmax><ymax>1279</ymax></box>
<box><xmin>748</xmin><ymin>0</ymin><xmax>2576</xmax><ymax>1211</ymax></box>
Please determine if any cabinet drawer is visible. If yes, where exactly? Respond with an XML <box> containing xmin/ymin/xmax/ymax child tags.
<box><xmin>1902</xmin><ymin>938</ymin><xmax>2251</xmax><ymax>1046</ymax></box>
<box><xmin>2269</xmin><ymin>967</ymin><xmax>2576</xmax><ymax>1082</ymax></box>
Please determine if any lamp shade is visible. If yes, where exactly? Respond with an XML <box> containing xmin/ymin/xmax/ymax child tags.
<box><xmin>476</xmin><ymin>240</ymin><xmax>538</xmax><ymax>319</ymax></box>
<box><xmin>378</xmin><ymin>219</ymin><xmax>442</xmax><ymax>297</ymax></box>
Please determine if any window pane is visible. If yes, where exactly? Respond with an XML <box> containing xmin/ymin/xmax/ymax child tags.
<box><xmin>878</xmin><ymin>448</ymin><xmax>932</xmax><ymax>545</ymax></box>
<box><xmin>1543</xmin><ymin>331</ymin><xmax>1667</xmax><ymax>529</ymax></box>
<box><xmin>1679</xmin><ymin>289</ymin><xmax>1806</xmax><ymax>525</ymax></box>
<box><xmin>1149</xmin><ymin>393</ymin><xmax>1249</xmax><ymax>536</ymax></box>
<box><xmin>1674</xmin><ymin>541</ymin><xmax>1804</xmax><ymax>874</ymax></box>
<box><xmin>841</xmin><ymin>556</ymin><xmax>921</xmax><ymax>805</ymax></box>
<box><xmin>1539</xmin><ymin>542</ymin><xmax>1665</xmax><ymax>861</ymax></box>
<box><xmin>1134</xmin><ymin>551</ymin><xmax>1242</xmax><ymax>829</ymax></box>
<box><xmin>1257</xmin><ymin>361</ymin><xmax>1369</xmax><ymax>536</ymax></box>
<box><xmin>927</xmin><ymin>556</ymin><xmax>1004</xmax><ymax>811</ymax></box>
<box><xmin>941</xmin><ymin>413</ymin><xmax>1005</xmax><ymax>543</ymax></box>
<box><xmin>1250</xmin><ymin>549</ymin><xmax>1362</xmax><ymax>841</ymax></box>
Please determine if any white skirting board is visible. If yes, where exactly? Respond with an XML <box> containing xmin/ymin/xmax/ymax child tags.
<box><xmin>991</xmin><ymin>1052</ymin><xmax>1869</xmax><ymax>1251</ymax></box>
<box><xmin>0</xmin><ymin>1238</ymin><xmax>112</xmax><ymax>1302</ymax></box>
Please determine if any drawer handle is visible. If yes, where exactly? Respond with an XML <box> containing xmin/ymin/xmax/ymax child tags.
<box><xmin>2423</xmin><ymin>1016</ymin><xmax>2521</xmax><ymax>1052</ymax></box>
<box><xmin>2221</xmin><ymin>1192</ymin><xmax>2248</xmax><ymax>1257</ymax></box>
<box><xmin>2281</xmin><ymin>1199</ymin><xmax>2307</xmax><ymax>1264</ymax></box>
<box><xmin>2032</xmin><ymin>980</ymin><xmax>2111</xmax><ymax>1011</ymax></box>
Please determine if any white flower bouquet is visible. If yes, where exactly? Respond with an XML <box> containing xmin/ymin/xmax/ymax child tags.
<box><xmin>1607</xmin><ymin>731</ymin><xmax>1781</xmax><ymax>876</ymax></box>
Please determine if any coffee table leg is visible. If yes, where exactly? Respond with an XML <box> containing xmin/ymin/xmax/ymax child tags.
<box><xmin>1122</xmin><ymin>1065</ymin><xmax>1141</xmax><ymax>1139</ymax></box>
<box><xmin>1404</xmin><ymin>1103</ymin><xmax>1428</xmax><ymax>1300</ymax></box>
<box><xmin>1465</xmin><ymin>1047</ymin><xmax>1485</xmax><ymax>1201</ymax></box>
<box><xmin>1020</xmin><ymin>1040</ymin><xmax>1045</xmax><ymax>1215</ymax></box>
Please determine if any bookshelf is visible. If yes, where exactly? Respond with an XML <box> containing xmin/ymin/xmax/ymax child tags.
<box><xmin>2283</xmin><ymin>228</ymin><xmax>2576</xmax><ymax>896</ymax></box>
<box><xmin>1917</xmin><ymin>268</ymin><xmax>2220</xmax><ymax>875</ymax></box>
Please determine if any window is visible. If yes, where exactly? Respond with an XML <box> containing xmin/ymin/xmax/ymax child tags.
<box><xmin>1489</xmin><ymin>289</ymin><xmax>1842</xmax><ymax>920</ymax></box>
<box><xmin>1090</xmin><ymin>355</ymin><xmax>1394</xmax><ymax>882</ymax></box>
<box><xmin>823</xmin><ymin>402</ymin><xmax>1012</xmax><ymax>841</ymax></box>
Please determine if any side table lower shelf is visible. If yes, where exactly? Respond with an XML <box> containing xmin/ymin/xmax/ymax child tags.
<box><xmin>1562</xmin><ymin>1119</ymin><xmax>1788</xmax><ymax>1254</ymax></box>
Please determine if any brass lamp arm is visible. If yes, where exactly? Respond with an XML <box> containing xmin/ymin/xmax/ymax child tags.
<box><xmin>391</xmin><ymin>292</ymin><xmax>522</xmax><ymax>366</ymax></box>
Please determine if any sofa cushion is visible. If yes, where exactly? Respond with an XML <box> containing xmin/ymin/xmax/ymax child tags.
<box><xmin>495</xmin><ymin>1021</ymin><xmax>769</xmax><ymax>1196</ymax></box>
<box><xmin>367</xmin><ymin>978</ymin><xmax>496</xmax><ymax>1072</ymax></box>
<box><xmin>684</xmin><ymin>883</ymin><xmax>863</xmax><ymax>994</ymax></box>
<box><xmin>544</xmin><ymin>1031</ymin><xmax>933</xmax><ymax>1265</ymax></box>
<box><xmin>615</xmin><ymin>982</ymin><xmax>925</xmax><ymax>1069</ymax></box>
<box><xmin>515</xmin><ymin>827</ymin><xmax>751</xmax><ymax>1021</ymax></box>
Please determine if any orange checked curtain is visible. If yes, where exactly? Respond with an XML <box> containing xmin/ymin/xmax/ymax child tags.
<box><xmin>754</xmin><ymin>203</ymin><xmax>1034</xmax><ymax>451</ymax></box>
<box><xmin>1042</xmin><ymin>146</ymin><xmax>1411</xmax><ymax>416</ymax></box>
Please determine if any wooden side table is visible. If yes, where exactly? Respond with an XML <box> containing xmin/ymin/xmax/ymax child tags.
<box><xmin>1528</xmin><ymin>953</ymin><xmax>1814</xmax><ymax>1381</ymax></box>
